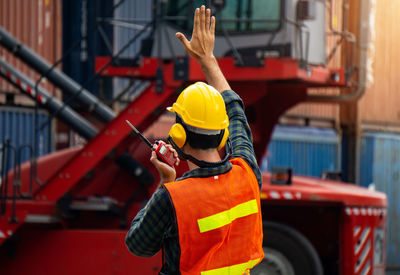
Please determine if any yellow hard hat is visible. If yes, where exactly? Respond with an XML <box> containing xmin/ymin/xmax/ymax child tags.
<box><xmin>167</xmin><ymin>82</ymin><xmax>229</xmax><ymax>150</ymax></box>
<box><xmin>167</xmin><ymin>82</ymin><xmax>229</xmax><ymax>130</ymax></box>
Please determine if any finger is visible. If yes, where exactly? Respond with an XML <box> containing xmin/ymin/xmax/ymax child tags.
<box><xmin>193</xmin><ymin>8</ymin><xmax>200</xmax><ymax>35</ymax></box>
<box><xmin>200</xmin><ymin>5</ymin><xmax>206</xmax><ymax>33</ymax></box>
<box><xmin>150</xmin><ymin>151</ymin><xmax>169</xmax><ymax>171</ymax></box>
<box><xmin>172</xmin><ymin>148</ymin><xmax>179</xmax><ymax>159</ymax></box>
<box><xmin>206</xmin><ymin>8</ymin><xmax>211</xmax><ymax>31</ymax></box>
<box><xmin>165</xmin><ymin>144</ymin><xmax>179</xmax><ymax>159</ymax></box>
<box><xmin>165</xmin><ymin>143</ymin><xmax>174</xmax><ymax>151</ymax></box>
<box><xmin>150</xmin><ymin>150</ymin><xmax>158</xmax><ymax>162</ymax></box>
<box><xmin>175</xmin><ymin>33</ymin><xmax>190</xmax><ymax>49</ymax></box>
<box><xmin>175</xmin><ymin>157</ymin><xmax>180</xmax><ymax>166</ymax></box>
<box><xmin>210</xmin><ymin>16</ymin><xmax>216</xmax><ymax>36</ymax></box>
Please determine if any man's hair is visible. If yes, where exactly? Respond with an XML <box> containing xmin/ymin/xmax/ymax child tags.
<box><xmin>176</xmin><ymin>115</ymin><xmax>223</xmax><ymax>150</ymax></box>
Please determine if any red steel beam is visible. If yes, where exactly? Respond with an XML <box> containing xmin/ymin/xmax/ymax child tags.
<box><xmin>96</xmin><ymin>56</ymin><xmax>346</xmax><ymax>87</ymax></box>
<box><xmin>95</xmin><ymin>56</ymin><xmax>158</xmax><ymax>79</ymax></box>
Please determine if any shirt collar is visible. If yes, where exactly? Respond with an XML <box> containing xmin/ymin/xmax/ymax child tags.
<box><xmin>177</xmin><ymin>159</ymin><xmax>232</xmax><ymax>181</ymax></box>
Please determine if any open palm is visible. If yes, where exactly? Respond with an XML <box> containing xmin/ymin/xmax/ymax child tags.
<box><xmin>176</xmin><ymin>6</ymin><xmax>215</xmax><ymax>61</ymax></box>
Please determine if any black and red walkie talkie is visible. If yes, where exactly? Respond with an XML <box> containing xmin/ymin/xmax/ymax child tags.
<box><xmin>126</xmin><ymin>120</ymin><xmax>177</xmax><ymax>167</ymax></box>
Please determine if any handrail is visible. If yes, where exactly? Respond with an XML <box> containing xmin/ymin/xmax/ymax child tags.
<box><xmin>0</xmin><ymin>139</ymin><xmax>18</xmax><ymax>219</ymax></box>
<box><xmin>0</xmin><ymin>142</ymin><xmax>6</xmax><ymax>215</ymax></box>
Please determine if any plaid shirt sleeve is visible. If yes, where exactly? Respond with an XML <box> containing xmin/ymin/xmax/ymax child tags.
<box><xmin>125</xmin><ymin>187</ymin><xmax>173</xmax><ymax>257</ymax></box>
<box><xmin>221</xmin><ymin>90</ymin><xmax>263</xmax><ymax>189</ymax></box>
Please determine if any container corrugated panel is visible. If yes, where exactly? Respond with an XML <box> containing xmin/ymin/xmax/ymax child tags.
<box><xmin>359</xmin><ymin>132</ymin><xmax>400</xmax><ymax>270</ymax></box>
<box><xmin>0</xmin><ymin>107</ymin><xmax>52</xmax><ymax>171</ymax></box>
<box><xmin>359</xmin><ymin>0</ymin><xmax>400</xmax><ymax>126</ymax></box>
<box><xmin>113</xmin><ymin>0</ymin><xmax>153</xmax><ymax>96</ymax></box>
<box><xmin>262</xmin><ymin>126</ymin><xmax>340</xmax><ymax>178</ymax></box>
<box><xmin>0</xmin><ymin>0</ymin><xmax>62</xmax><ymax>105</ymax></box>
<box><xmin>285</xmin><ymin>98</ymin><xmax>339</xmax><ymax>122</ymax></box>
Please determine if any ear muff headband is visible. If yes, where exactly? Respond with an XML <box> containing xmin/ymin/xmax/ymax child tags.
<box><xmin>218</xmin><ymin>128</ymin><xmax>229</xmax><ymax>150</ymax></box>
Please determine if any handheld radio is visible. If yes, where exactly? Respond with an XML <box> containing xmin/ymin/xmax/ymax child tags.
<box><xmin>126</xmin><ymin>120</ymin><xmax>177</xmax><ymax>167</ymax></box>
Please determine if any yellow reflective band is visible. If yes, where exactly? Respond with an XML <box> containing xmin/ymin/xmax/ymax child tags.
<box><xmin>201</xmin><ymin>258</ymin><xmax>260</xmax><ymax>275</ymax></box>
<box><xmin>197</xmin><ymin>199</ymin><xmax>258</xmax><ymax>233</ymax></box>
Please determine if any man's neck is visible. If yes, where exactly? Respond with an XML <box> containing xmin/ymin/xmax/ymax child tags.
<box><xmin>183</xmin><ymin>146</ymin><xmax>221</xmax><ymax>170</ymax></box>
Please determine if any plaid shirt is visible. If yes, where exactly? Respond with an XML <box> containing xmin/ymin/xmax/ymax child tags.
<box><xmin>125</xmin><ymin>90</ymin><xmax>262</xmax><ymax>274</ymax></box>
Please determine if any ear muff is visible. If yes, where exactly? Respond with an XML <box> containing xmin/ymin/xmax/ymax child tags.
<box><xmin>217</xmin><ymin>128</ymin><xmax>229</xmax><ymax>150</ymax></box>
<box><xmin>169</xmin><ymin>122</ymin><xmax>228</xmax><ymax>150</ymax></box>
<box><xmin>168</xmin><ymin>123</ymin><xmax>187</xmax><ymax>148</ymax></box>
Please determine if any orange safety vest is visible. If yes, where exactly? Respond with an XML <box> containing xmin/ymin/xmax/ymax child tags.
<box><xmin>164</xmin><ymin>158</ymin><xmax>264</xmax><ymax>275</ymax></box>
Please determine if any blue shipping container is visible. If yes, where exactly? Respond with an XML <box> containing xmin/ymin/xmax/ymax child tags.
<box><xmin>359</xmin><ymin>132</ymin><xmax>400</xmax><ymax>271</ymax></box>
<box><xmin>0</xmin><ymin>107</ymin><xmax>52</xmax><ymax>171</ymax></box>
<box><xmin>262</xmin><ymin>126</ymin><xmax>341</xmax><ymax>178</ymax></box>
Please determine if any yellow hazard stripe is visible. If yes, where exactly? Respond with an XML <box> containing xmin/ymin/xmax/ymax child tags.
<box><xmin>201</xmin><ymin>258</ymin><xmax>260</xmax><ymax>275</ymax></box>
<box><xmin>197</xmin><ymin>199</ymin><xmax>258</xmax><ymax>233</ymax></box>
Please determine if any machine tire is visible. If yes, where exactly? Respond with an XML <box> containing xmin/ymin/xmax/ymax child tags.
<box><xmin>251</xmin><ymin>221</ymin><xmax>323</xmax><ymax>275</ymax></box>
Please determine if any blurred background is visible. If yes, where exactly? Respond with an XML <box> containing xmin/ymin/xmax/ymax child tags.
<box><xmin>0</xmin><ymin>0</ymin><xmax>399</xmax><ymax>274</ymax></box>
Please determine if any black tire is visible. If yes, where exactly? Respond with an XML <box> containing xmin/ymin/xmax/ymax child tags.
<box><xmin>251</xmin><ymin>221</ymin><xmax>323</xmax><ymax>275</ymax></box>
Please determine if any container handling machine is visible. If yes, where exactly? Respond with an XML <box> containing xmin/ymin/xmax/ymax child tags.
<box><xmin>0</xmin><ymin>0</ymin><xmax>387</xmax><ymax>274</ymax></box>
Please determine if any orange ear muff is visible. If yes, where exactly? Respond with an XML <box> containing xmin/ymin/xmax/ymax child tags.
<box><xmin>168</xmin><ymin>123</ymin><xmax>187</xmax><ymax>148</ymax></box>
<box><xmin>217</xmin><ymin>128</ymin><xmax>229</xmax><ymax>150</ymax></box>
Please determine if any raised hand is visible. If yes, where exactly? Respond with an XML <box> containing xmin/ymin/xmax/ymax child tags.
<box><xmin>175</xmin><ymin>5</ymin><xmax>215</xmax><ymax>62</ymax></box>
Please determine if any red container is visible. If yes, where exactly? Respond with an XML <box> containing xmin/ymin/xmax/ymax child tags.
<box><xmin>0</xmin><ymin>0</ymin><xmax>62</xmax><ymax>106</ymax></box>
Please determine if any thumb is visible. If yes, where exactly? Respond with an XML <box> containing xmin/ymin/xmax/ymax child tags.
<box><xmin>150</xmin><ymin>150</ymin><xmax>158</xmax><ymax>164</ymax></box>
<box><xmin>176</xmin><ymin>32</ymin><xmax>190</xmax><ymax>49</ymax></box>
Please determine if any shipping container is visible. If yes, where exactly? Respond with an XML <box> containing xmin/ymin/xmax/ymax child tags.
<box><xmin>0</xmin><ymin>0</ymin><xmax>62</xmax><ymax>106</ymax></box>
<box><xmin>359</xmin><ymin>132</ymin><xmax>400</xmax><ymax>273</ymax></box>
<box><xmin>0</xmin><ymin>106</ymin><xmax>52</xmax><ymax>171</ymax></box>
<box><xmin>284</xmin><ymin>97</ymin><xmax>339</xmax><ymax>127</ymax></box>
<box><xmin>358</xmin><ymin>0</ymin><xmax>400</xmax><ymax>127</ymax></box>
<box><xmin>262</xmin><ymin>125</ymin><xmax>341</xmax><ymax>178</ymax></box>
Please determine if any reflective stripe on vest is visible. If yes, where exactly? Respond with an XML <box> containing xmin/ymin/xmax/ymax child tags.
<box><xmin>164</xmin><ymin>157</ymin><xmax>264</xmax><ymax>275</ymax></box>
<box><xmin>201</xmin><ymin>258</ymin><xmax>259</xmax><ymax>275</ymax></box>
<box><xmin>198</xmin><ymin>199</ymin><xmax>258</xmax><ymax>233</ymax></box>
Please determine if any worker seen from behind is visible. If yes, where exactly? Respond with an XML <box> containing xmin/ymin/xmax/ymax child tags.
<box><xmin>125</xmin><ymin>5</ymin><xmax>264</xmax><ymax>275</ymax></box>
